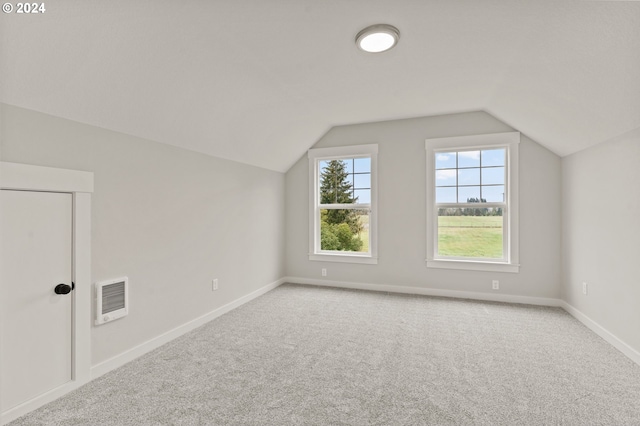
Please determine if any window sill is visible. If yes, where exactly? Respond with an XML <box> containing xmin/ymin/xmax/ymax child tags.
<box><xmin>426</xmin><ymin>259</ymin><xmax>519</xmax><ymax>273</ymax></box>
<box><xmin>309</xmin><ymin>253</ymin><xmax>378</xmax><ymax>265</ymax></box>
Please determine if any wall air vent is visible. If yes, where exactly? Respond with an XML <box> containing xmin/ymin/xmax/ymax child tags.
<box><xmin>95</xmin><ymin>277</ymin><xmax>128</xmax><ymax>325</ymax></box>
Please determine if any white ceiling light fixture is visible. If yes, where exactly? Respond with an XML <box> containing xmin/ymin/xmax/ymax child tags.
<box><xmin>356</xmin><ymin>24</ymin><xmax>400</xmax><ymax>53</ymax></box>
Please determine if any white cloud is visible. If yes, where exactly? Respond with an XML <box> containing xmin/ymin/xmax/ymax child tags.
<box><xmin>458</xmin><ymin>151</ymin><xmax>480</xmax><ymax>160</ymax></box>
<box><xmin>436</xmin><ymin>154</ymin><xmax>450</xmax><ymax>162</ymax></box>
<box><xmin>436</xmin><ymin>169</ymin><xmax>456</xmax><ymax>180</ymax></box>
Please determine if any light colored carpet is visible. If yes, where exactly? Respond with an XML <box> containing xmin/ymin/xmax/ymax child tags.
<box><xmin>9</xmin><ymin>283</ymin><xmax>640</xmax><ymax>425</ymax></box>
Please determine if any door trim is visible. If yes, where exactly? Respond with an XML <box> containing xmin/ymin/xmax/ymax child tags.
<box><xmin>1</xmin><ymin>162</ymin><xmax>93</xmax><ymax>425</ymax></box>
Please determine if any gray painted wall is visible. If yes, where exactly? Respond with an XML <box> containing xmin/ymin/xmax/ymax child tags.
<box><xmin>0</xmin><ymin>103</ymin><xmax>286</xmax><ymax>365</ymax></box>
<box><xmin>7</xmin><ymin>100</ymin><xmax>636</xmax><ymax>366</ymax></box>
<box><xmin>285</xmin><ymin>111</ymin><xmax>562</xmax><ymax>298</ymax></box>
<box><xmin>562</xmin><ymin>128</ymin><xmax>640</xmax><ymax>354</ymax></box>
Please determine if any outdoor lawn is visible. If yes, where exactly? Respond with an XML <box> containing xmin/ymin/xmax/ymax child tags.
<box><xmin>355</xmin><ymin>214</ymin><xmax>502</xmax><ymax>257</ymax></box>
<box><xmin>356</xmin><ymin>213</ymin><xmax>369</xmax><ymax>253</ymax></box>
<box><xmin>437</xmin><ymin>215</ymin><xmax>503</xmax><ymax>258</ymax></box>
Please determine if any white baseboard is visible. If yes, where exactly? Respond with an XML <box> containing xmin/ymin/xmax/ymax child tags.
<box><xmin>283</xmin><ymin>277</ymin><xmax>562</xmax><ymax>307</ymax></box>
<box><xmin>3</xmin><ymin>278</ymin><xmax>285</xmax><ymax>425</ymax></box>
<box><xmin>560</xmin><ymin>301</ymin><xmax>640</xmax><ymax>367</ymax></box>
<box><xmin>6</xmin><ymin>276</ymin><xmax>637</xmax><ymax>425</ymax></box>
<box><xmin>90</xmin><ymin>278</ymin><xmax>286</xmax><ymax>379</ymax></box>
<box><xmin>283</xmin><ymin>277</ymin><xmax>640</xmax><ymax>367</ymax></box>
<box><xmin>1</xmin><ymin>380</ymin><xmax>86</xmax><ymax>425</ymax></box>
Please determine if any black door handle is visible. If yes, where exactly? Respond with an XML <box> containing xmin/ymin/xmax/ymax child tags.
<box><xmin>54</xmin><ymin>283</ymin><xmax>74</xmax><ymax>295</ymax></box>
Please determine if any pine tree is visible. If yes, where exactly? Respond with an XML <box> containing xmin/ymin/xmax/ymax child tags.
<box><xmin>319</xmin><ymin>160</ymin><xmax>363</xmax><ymax>251</ymax></box>
<box><xmin>320</xmin><ymin>160</ymin><xmax>355</xmax><ymax>203</ymax></box>
<box><xmin>320</xmin><ymin>160</ymin><xmax>360</xmax><ymax>232</ymax></box>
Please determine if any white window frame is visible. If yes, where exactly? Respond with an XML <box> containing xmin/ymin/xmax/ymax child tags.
<box><xmin>425</xmin><ymin>132</ymin><xmax>519</xmax><ymax>273</ymax></box>
<box><xmin>308</xmin><ymin>144</ymin><xmax>378</xmax><ymax>264</ymax></box>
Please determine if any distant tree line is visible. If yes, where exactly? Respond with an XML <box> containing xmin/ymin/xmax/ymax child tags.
<box><xmin>439</xmin><ymin>198</ymin><xmax>503</xmax><ymax>217</ymax></box>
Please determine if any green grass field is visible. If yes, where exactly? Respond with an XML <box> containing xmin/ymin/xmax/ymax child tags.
<box><xmin>437</xmin><ymin>216</ymin><xmax>503</xmax><ymax>258</ymax></box>
<box><xmin>356</xmin><ymin>214</ymin><xmax>369</xmax><ymax>252</ymax></box>
<box><xmin>355</xmin><ymin>215</ymin><xmax>501</xmax><ymax>257</ymax></box>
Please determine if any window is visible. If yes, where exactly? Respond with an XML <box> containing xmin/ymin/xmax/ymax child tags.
<box><xmin>426</xmin><ymin>132</ymin><xmax>519</xmax><ymax>273</ymax></box>
<box><xmin>308</xmin><ymin>144</ymin><xmax>378</xmax><ymax>264</ymax></box>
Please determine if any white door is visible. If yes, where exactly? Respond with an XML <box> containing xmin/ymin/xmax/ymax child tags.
<box><xmin>1</xmin><ymin>190</ymin><xmax>73</xmax><ymax>412</ymax></box>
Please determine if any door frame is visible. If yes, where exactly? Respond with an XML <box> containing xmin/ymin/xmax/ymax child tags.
<box><xmin>1</xmin><ymin>162</ymin><xmax>93</xmax><ymax>425</ymax></box>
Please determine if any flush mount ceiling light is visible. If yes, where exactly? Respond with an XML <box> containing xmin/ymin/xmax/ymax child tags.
<box><xmin>356</xmin><ymin>24</ymin><xmax>400</xmax><ymax>53</ymax></box>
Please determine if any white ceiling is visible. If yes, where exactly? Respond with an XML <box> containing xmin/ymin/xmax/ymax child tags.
<box><xmin>1</xmin><ymin>0</ymin><xmax>639</xmax><ymax>172</ymax></box>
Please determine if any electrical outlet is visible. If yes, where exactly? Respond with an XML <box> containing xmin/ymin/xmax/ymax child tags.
<box><xmin>321</xmin><ymin>268</ymin><xmax>327</xmax><ymax>277</ymax></box>
<box><xmin>492</xmin><ymin>280</ymin><xmax>499</xmax><ymax>290</ymax></box>
<box><xmin>212</xmin><ymin>278</ymin><xmax>219</xmax><ymax>291</ymax></box>
<box><xmin>582</xmin><ymin>282</ymin><xmax>587</xmax><ymax>295</ymax></box>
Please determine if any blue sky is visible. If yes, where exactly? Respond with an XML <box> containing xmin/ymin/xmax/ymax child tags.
<box><xmin>435</xmin><ymin>149</ymin><xmax>506</xmax><ymax>203</ymax></box>
<box><xmin>320</xmin><ymin>158</ymin><xmax>371</xmax><ymax>204</ymax></box>
<box><xmin>319</xmin><ymin>150</ymin><xmax>506</xmax><ymax>206</ymax></box>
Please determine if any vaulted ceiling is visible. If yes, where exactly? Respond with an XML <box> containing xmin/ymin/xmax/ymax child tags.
<box><xmin>1</xmin><ymin>0</ymin><xmax>639</xmax><ymax>172</ymax></box>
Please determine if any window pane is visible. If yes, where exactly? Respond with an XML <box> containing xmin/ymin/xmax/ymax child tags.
<box><xmin>353</xmin><ymin>189</ymin><xmax>371</xmax><ymax>204</ymax></box>
<box><xmin>458</xmin><ymin>186</ymin><xmax>480</xmax><ymax>203</ymax></box>
<box><xmin>458</xmin><ymin>151</ymin><xmax>480</xmax><ymax>168</ymax></box>
<box><xmin>436</xmin><ymin>152</ymin><xmax>457</xmax><ymax>169</ymax></box>
<box><xmin>319</xmin><ymin>161</ymin><xmax>331</xmax><ymax>179</ymax></box>
<box><xmin>482</xmin><ymin>185</ymin><xmax>505</xmax><ymax>202</ymax></box>
<box><xmin>437</xmin><ymin>208</ymin><xmax>503</xmax><ymax>259</ymax></box>
<box><xmin>458</xmin><ymin>168</ymin><xmax>480</xmax><ymax>186</ymax></box>
<box><xmin>345</xmin><ymin>174</ymin><xmax>354</xmax><ymax>186</ymax></box>
<box><xmin>436</xmin><ymin>187</ymin><xmax>456</xmax><ymax>203</ymax></box>
<box><xmin>353</xmin><ymin>173</ymin><xmax>370</xmax><ymax>189</ymax></box>
<box><xmin>481</xmin><ymin>167</ymin><xmax>504</xmax><ymax>185</ymax></box>
<box><xmin>481</xmin><ymin>149</ymin><xmax>505</xmax><ymax>167</ymax></box>
<box><xmin>344</xmin><ymin>159</ymin><xmax>354</xmax><ymax>173</ymax></box>
<box><xmin>353</xmin><ymin>158</ymin><xmax>371</xmax><ymax>173</ymax></box>
<box><xmin>320</xmin><ymin>209</ymin><xmax>369</xmax><ymax>253</ymax></box>
<box><xmin>435</xmin><ymin>169</ymin><xmax>456</xmax><ymax>186</ymax></box>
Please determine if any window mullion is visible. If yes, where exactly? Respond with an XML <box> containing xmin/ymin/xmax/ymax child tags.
<box><xmin>436</xmin><ymin>202</ymin><xmax>505</xmax><ymax>209</ymax></box>
<box><xmin>455</xmin><ymin>152</ymin><xmax>459</xmax><ymax>203</ymax></box>
<box><xmin>320</xmin><ymin>203</ymin><xmax>370</xmax><ymax>210</ymax></box>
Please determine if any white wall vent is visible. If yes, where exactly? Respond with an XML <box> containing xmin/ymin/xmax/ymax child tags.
<box><xmin>95</xmin><ymin>277</ymin><xmax>128</xmax><ymax>325</ymax></box>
